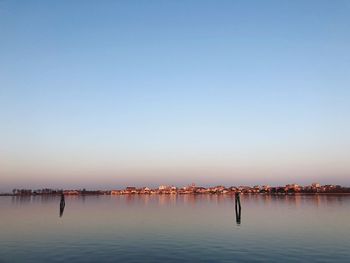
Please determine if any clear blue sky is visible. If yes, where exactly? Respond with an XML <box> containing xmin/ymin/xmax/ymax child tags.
<box><xmin>1</xmin><ymin>0</ymin><xmax>349</xmax><ymax>191</ymax></box>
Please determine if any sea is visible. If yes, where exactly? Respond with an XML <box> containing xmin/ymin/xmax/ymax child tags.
<box><xmin>0</xmin><ymin>194</ymin><xmax>349</xmax><ymax>262</ymax></box>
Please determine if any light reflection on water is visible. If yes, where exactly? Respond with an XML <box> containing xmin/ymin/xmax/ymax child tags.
<box><xmin>1</xmin><ymin>194</ymin><xmax>350</xmax><ymax>262</ymax></box>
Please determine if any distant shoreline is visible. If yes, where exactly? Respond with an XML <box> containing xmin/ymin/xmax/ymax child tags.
<box><xmin>3</xmin><ymin>184</ymin><xmax>350</xmax><ymax>196</ymax></box>
<box><xmin>2</xmin><ymin>192</ymin><xmax>350</xmax><ymax>197</ymax></box>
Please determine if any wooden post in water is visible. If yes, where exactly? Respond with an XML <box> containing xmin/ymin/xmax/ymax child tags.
<box><xmin>235</xmin><ymin>191</ymin><xmax>241</xmax><ymax>224</ymax></box>
<box><xmin>235</xmin><ymin>191</ymin><xmax>241</xmax><ymax>209</ymax></box>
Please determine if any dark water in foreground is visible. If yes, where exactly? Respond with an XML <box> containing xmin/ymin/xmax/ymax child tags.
<box><xmin>0</xmin><ymin>194</ymin><xmax>350</xmax><ymax>262</ymax></box>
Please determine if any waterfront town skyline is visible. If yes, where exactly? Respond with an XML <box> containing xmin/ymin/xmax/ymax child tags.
<box><xmin>4</xmin><ymin>182</ymin><xmax>350</xmax><ymax>196</ymax></box>
<box><xmin>2</xmin><ymin>178</ymin><xmax>350</xmax><ymax>194</ymax></box>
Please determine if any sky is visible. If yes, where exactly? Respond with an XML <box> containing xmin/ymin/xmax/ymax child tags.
<box><xmin>0</xmin><ymin>0</ymin><xmax>349</xmax><ymax>191</ymax></box>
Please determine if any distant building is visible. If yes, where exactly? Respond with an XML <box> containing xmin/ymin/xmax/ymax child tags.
<box><xmin>125</xmin><ymin>187</ymin><xmax>137</xmax><ymax>194</ymax></box>
<box><xmin>312</xmin><ymin>183</ymin><xmax>320</xmax><ymax>188</ymax></box>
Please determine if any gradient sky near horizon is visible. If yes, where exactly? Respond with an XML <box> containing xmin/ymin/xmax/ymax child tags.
<box><xmin>1</xmin><ymin>0</ymin><xmax>349</xmax><ymax>191</ymax></box>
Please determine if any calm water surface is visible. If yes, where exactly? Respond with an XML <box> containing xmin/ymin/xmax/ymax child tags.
<box><xmin>0</xmin><ymin>194</ymin><xmax>349</xmax><ymax>262</ymax></box>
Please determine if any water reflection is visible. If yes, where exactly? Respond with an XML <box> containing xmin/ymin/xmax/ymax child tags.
<box><xmin>11</xmin><ymin>195</ymin><xmax>32</xmax><ymax>204</ymax></box>
<box><xmin>59</xmin><ymin>194</ymin><xmax>65</xmax><ymax>218</ymax></box>
<box><xmin>235</xmin><ymin>192</ymin><xmax>242</xmax><ymax>225</ymax></box>
<box><xmin>235</xmin><ymin>205</ymin><xmax>241</xmax><ymax>225</ymax></box>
